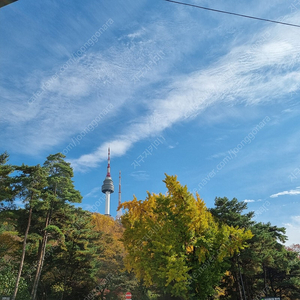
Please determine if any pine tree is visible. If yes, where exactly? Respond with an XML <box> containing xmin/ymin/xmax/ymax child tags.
<box><xmin>31</xmin><ymin>153</ymin><xmax>82</xmax><ymax>300</ymax></box>
<box><xmin>40</xmin><ymin>208</ymin><xmax>101</xmax><ymax>300</ymax></box>
<box><xmin>210</xmin><ymin>197</ymin><xmax>255</xmax><ymax>300</ymax></box>
<box><xmin>210</xmin><ymin>197</ymin><xmax>300</xmax><ymax>300</ymax></box>
<box><xmin>12</xmin><ymin>164</ymin><xmax>48</xmax><ymax>300</ymax></box>
<box><xmin>0</xmin><ymin>152</ymin><xmax>16</xmax><ymax>210</ymax></box>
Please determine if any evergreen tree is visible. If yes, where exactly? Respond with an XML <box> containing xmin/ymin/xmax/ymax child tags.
<box><xmin>0</xmin><ymin>258</ymin><xmax>30</xmax><ymax>300</ymax></box>
<box><xmin>0</xmin><ymin>152</ymin><xmax>16</xmax><ymax>210</ymax></box>
<box><xmin>210</xmin><ymin>197</ymin><xmax>255</xmax><ymax>299</ymax></box>
<box><xmin>31</xmin><ymin>153</ymin><xmax>82</xmax><ymax>300</ymax></box>
<box><xmin>12</xmin><ymin>165</ymin><xmax>48</xmax><ymax>300</ymax></box>
<box><xmin>210</xmin><ymin>197</ymin><xmax>300</xmax><ymax>300</ymax></box>
<box><xmin>39</xmin><ymin>208</ymin><xmax>101</xmax><ymax>300</ymax></box>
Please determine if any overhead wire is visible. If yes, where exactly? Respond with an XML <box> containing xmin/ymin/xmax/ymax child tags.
<box><xmin>164</xmin><ymin>0</ymin><xmax>300</xmax><ymax>28</ymax></box>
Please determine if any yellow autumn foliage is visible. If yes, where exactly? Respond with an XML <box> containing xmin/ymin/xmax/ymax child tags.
<box><xmin>91</xmin><ymin>213</ymin><xmax>125</xmax><ymax>274</ymax></box>
<box><xmin>120</xmin><ymin>174</ymin><xmax>253</xmax><ymax>299</ymax></box>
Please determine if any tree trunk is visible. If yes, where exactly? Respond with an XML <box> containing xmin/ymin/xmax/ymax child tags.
<box><xmin>32</xmin><ymin>183</ymin><xmax>56</xmax><ymax>300</ymax></box>
<box><xmin>31</xmin><ymin>210</ymin><xmax>50</xmax><ymax>300</ymax></box>
<box><xmin>235</xmin><ymin>269</ymin><xmax>243</xmax><ymax>300</ymax></box>
<box><xmin>60</xmin><ymin>269</ymin><xmax>68</xmax><ymax>300</ymax></box>
<box><xmin>12</xmin><ymin>205</ymin><xmax>33</xmax><ymax>300</ymax></box>
<box><xmin>231</xmin><ymin>256</ymin><xmax>243</xmax><ymax>300</ymax></box>
<box><xmin>263</xmin><ymin>263</ymin><xmax>267</xmax><ymax>291</ymax></box>
<box><xmin>238</xmin><ymin>260</ymin><xmax>246</xmax><ymax>300</ymax></box>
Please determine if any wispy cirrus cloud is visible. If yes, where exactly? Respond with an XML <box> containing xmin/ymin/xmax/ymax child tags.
<box><xmin>0</xmin><ymin>33</ymin><xmax>167</xmax><ymax>154</ymax></box>
<box><xmin>1</xmin><ymin>2</ymin><xmax>300</xmax><ymax>169</ymax></box>
<box><xmin>71</xmin><ymin>12</ymin><xmax>300</xmax><ymax>171</ymax></box>
<box><xmin>83</xmin><ymin>187</ymin><xmax>101</xmax><ymax>199</ymax></box>
<box><xmin>130</xmin><ymin>171</ymin><xmax>150</xmax><ymax>181</ymax></box>
<box><xmin>270</xmin><ymin>187</ymin><xmax>300</xmax><ymax>198</ymax></box>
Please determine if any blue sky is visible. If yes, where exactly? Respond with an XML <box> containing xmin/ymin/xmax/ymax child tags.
<box><xmin>1</xmin><ymin>0</ymin><xmax>300</xmax><ymax>245</ymax></box>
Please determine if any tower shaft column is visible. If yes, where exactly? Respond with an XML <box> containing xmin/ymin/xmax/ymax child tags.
<box><xmin>105</xmin><ymin>191</ymin><xmax>111</xmax><ymax>216</ymax></box>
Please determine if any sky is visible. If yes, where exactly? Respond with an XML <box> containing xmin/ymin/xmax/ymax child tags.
<box><xmin>1</xmin><ymin>0</ymin><xmax>300</xmax><ymax>245</ymax></box>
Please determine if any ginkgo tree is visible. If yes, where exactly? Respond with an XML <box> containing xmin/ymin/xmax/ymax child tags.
<box><xmin>120</xmin><ymin>174</ymin><xmax>253</xmax><ymax>300</ymax></box>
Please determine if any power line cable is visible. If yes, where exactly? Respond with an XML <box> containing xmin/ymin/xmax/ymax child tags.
<box><xmin>164</xmin><ymin>0</ymin><xmax>300</xmax><ymax>28</ymax></box>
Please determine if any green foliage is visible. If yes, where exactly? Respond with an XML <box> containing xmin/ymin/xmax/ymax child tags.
<box><xmin>211</xmin><ymin>197</ymin><xmax>300</xmax><ymax>300</ymax></box>
<box><xmin>0</xmin><ymin>210</ymin><xmax>22</xmax><ymax>258</ymax></box>
<box><xmin>29</xmin><ymin>153</ymin><xmax>83</xmax><ymax>300</ymax></box>
<box><xmin>0</xmin><ymin>259</ymin><xmax>30</xmax><ymax>300</ymax></box>
<box><xmin>43</xmin><ymin>153</ymin><xmax>82</xmax><ymax>205</ymax></box>
<box><xmin>38</xmin><ymin>208</ymin><xmax>101</xmax><ymax>300</ymax></box>
<box><xmin>210</xmin><ymin>197</ymin><xmax>255</xmax><ymax>229</ymax></box>
<box><xmin>0</xmin><ymin>152</ymin><xmax>17</xmax><ymax>210</ymax></box>
<box><xmin>14</xmin><ymin>164</ymin><xmax>49</xmax><ymax>209</ymax></box>
<box><xmin>121</xmin><ymin>175</ymin><xmax>252</xmax><ymax>299</ymax></box>
<box><xmin>1</xmin><ymin>153</ymin><xmax>299</xmax><ymax>300</ymax></box>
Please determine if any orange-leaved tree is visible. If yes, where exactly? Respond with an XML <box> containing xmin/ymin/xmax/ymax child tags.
<box><xmin>91</xmin><ymin>213</ymin><xmax>127</xmax><ymax>300</ymax></box>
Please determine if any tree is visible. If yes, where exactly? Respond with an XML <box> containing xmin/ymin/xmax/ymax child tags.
<box><xmin>120</xmin><ymin>175</ymin><xmax>252</xmax><ymax>299</ymax></box>
<box><xmin>38</xmin><ymin>208</ymin><xmax>102</xmax><ymax>300</ymax></box>
<box><xmin>210</xmin><ymin>197</ymin><xmax>255</xmax><ymax>229</ymax></box>
<box><xmin>30</xmin><ymin>153</ymin><xmax>82</xmax><ymax>300</ymax></box>
<box><xmin>0</xmin><ymin>258</ymin><xmax>30</xmax><ymax>300</ymax></box>
<box><xmin>210</xmin><ymin>197</ymin><xmax>255</xmax><ymax>299</ymax></box>
<box><xmin>0</xmin><ymin>209</ymin><xmax>29</xmax><ymax>299</ymax></box>
<box><xmin>252</xmin><ymin>223</ymin><xmax>300</xmax><ymax>299</ymax></box>
<box><xmin>91</xmin><ymin>213</ymin><xmax>135</xmax><ymax>300</ymax></box>
<box><xmin>210</xmin><ymin>197</ymin><xmax>300</xmax><ymax>300</ymax></box>
<box><xmin>0</xmin><ymin>211</ymin><xmax>21</xmax><ymax>259</ymax></box>
<box><xmin>0</xmin><ymin>152</ymin><xmax>16</xmax><ymax>210</ymax></box>
<box><xmin>286</xmin><ymin>244</ymin><xmax>300</xmax><ymax>259</ymax></box>
<box><xmin>12</xmin><ymin>165</ymin><xmax>48</xmax><ymax>300</ymax></box>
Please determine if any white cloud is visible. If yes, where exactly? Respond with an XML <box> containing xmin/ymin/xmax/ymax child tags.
<box><xmin>46</xmin><ymin>76</ymin><xmax>91</xmax><ymax>98</ymax></box>
<box><xmin>244</xmin><ymin>199</ymin><xmax>255</xmax><ymax>203</ymax></box>
<box><xmin>284</xmin><ymin>216</ymin><xmax>300</xmax><ymax>246</ymax></box>
<box><xmin>270</xmin><ymin>187</ymin><xmax>300</xmax><ymax>198</ymax></box>
<box><xmin>83</xmin><ymin>187</ymin><xmax>101</xmax><ymax>198</ymax></box>
<box><xmin>2</xmin><ymin>7</ymin><xmax>300</xmax><ymax>165</ymax></box>
<box><xmin>127</xmin><ymin>27</ymin><xmax>146</xmax><ymax>39</ymax></box>
<box><xmin>130</xmin><ymin>171</ymin><xmax>150</xmax><ymax>181</ymax></box>
<box><xmin>69</xmin><ymin>139</ymin><xmax>133</xmax><ymax>171</ymax></box>
<box><xmin>208</xmin><ymin>152</ymin><xmax>228</xmax><ymax>160</ymax></box>
<box><xmin>71</xmin><ymin>13</ymin><xmax>300</xmax><ymax>170</ymax></box>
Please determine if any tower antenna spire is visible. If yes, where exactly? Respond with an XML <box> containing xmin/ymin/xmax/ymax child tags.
<box><xmin>107</xmin><ymin>147</ymin><xmax>111</xmax><ymax>177</ymax></box>
<box><xmin>116</xmin><ymin>170</ymin><xmax>123</xmax><ymax>220</ymax></box>
<box><xmin>119</xmin><ymin>170</ymin><xmax>121</xmax><ymax>205</ymax></box>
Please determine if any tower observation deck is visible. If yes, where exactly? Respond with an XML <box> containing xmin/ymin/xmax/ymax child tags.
<box><xmin>102</xmin><ymin>147</ymin><xmax>114</xmax><ymax>215</ymax></box>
